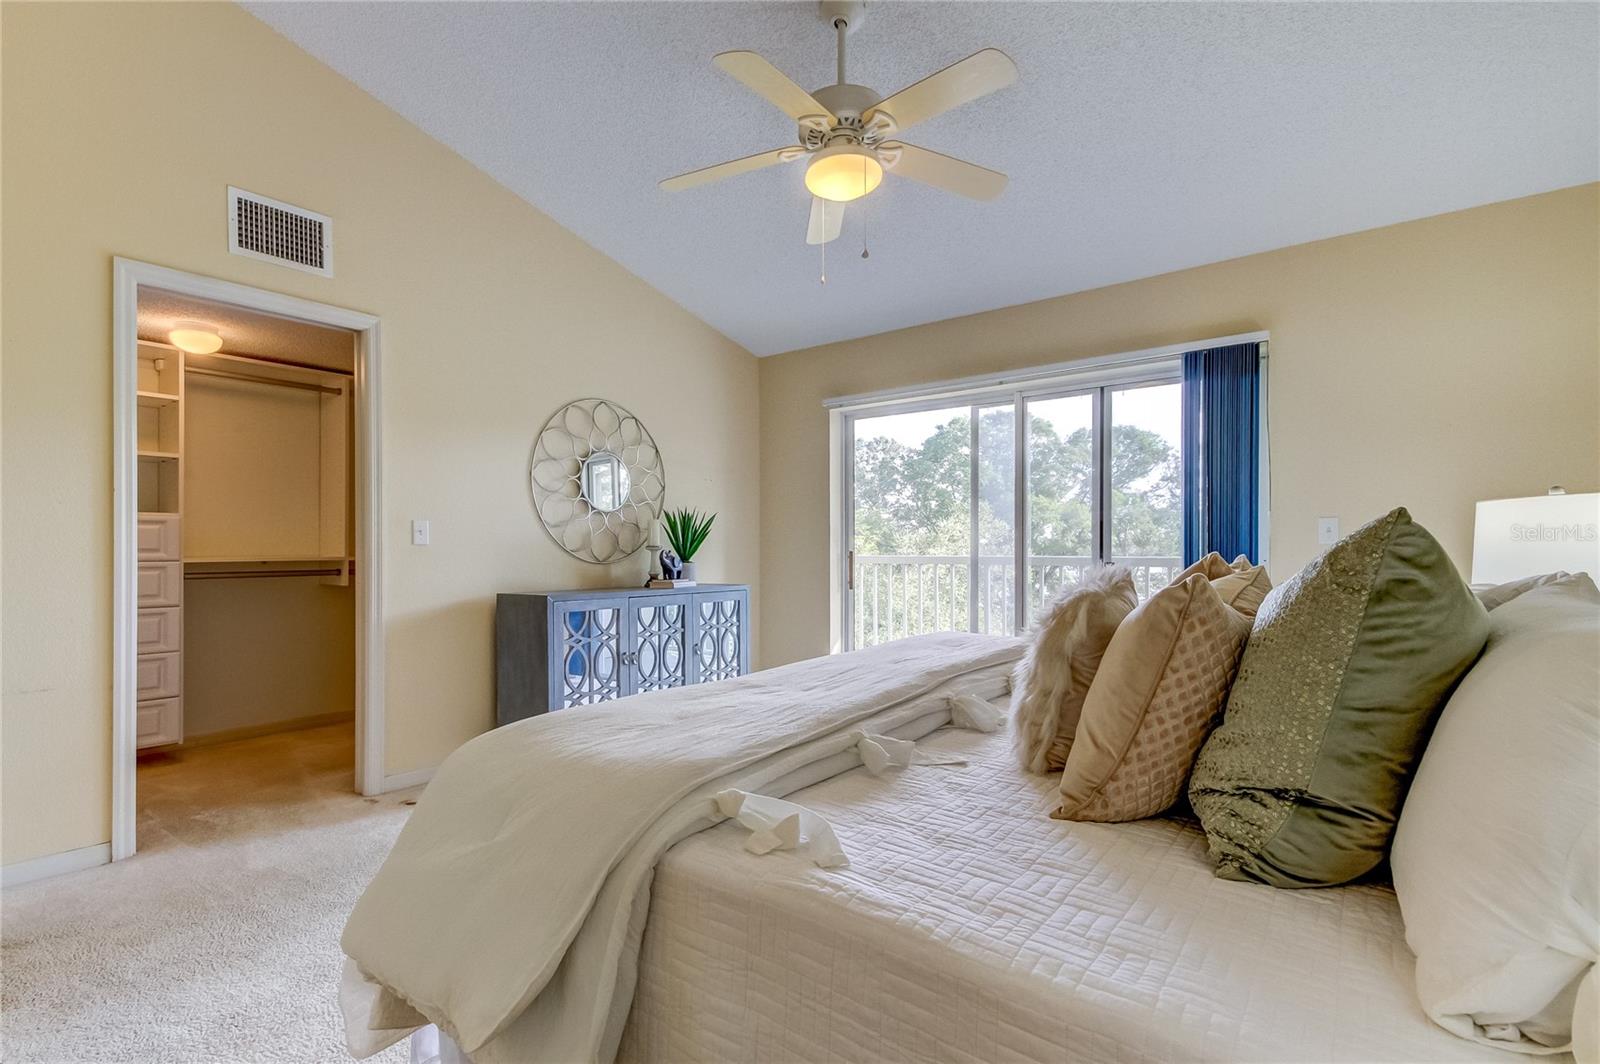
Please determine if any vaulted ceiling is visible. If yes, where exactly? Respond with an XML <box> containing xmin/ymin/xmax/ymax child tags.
<box><xmin>247</xmin><ymin>2</ymin><xmax>1598</xmax><ymax>356</ymax></box>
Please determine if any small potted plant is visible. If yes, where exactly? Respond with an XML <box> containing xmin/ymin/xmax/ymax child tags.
<box><xmin>662</xmin><ymin>507</ymin><xmax>716</xmax><ymax>582</ymax></box>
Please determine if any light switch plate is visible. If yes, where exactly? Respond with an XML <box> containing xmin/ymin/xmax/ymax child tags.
<box><xmin>411</xmin><ymin>519</ymin><xmax>430</xmax><ymax>546</ymax></box>
<box><xmin>1317</xmin><ymin>516</ymin><xmax>1340</xmax><ymax>546</ymax></box>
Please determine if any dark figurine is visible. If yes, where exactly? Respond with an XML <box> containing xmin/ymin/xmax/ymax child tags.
<box><xmin>659</xmin><ymin>547</ymin><xmax>682</xmax><ymax>580</ymax></box>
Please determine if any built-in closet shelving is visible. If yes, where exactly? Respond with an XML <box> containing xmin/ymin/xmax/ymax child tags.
<box><xmin>133</xmin><ymin>340</ymin><xmax>354</xmax><ymax>750</ymax></box>
<box><xmin>135</xmin><ymin>341</ymin><xmax>185</xmax><ymax>748</ymax></box>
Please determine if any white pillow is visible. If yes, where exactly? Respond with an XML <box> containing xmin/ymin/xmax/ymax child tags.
<box><xmin>1575</xmin><ymin>967</ymin><xmax>1598</xmax><ymax>1064</ymax></box>
<box><xmin>1392</xmin><ymin>573</ymin><xmax>1600</xmax><ymax>1054</ymax></box>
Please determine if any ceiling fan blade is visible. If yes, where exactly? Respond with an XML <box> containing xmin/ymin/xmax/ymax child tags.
<box><xmin>806</xmin><ymin>197</ymin><xmax>844</xmax><ymax>245</ymax></box>
<box><xmin>713</xmin><ymin>51</ymin><xmax>838</xmax><ymax>124</ymax></box>
<box><xmin>660</xmin><ymin>146</ymin><xmax>804</xmax><ymax>191</ymax></box>
<box><xmin>864</xmin><ymin>49</ymin><xmax>1017</xmax><ymax>135</ymax></box>
<box><xmin>880</xmin><ymin>142</ymin><xmax>1007</xmax><ymax>201</ymax></box>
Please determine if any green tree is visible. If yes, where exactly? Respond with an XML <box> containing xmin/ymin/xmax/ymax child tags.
<box><xmin>855</xmin><ymin>413</ymin><xmax>1181</xmax><ymax>560</ymax></box>
<box><xmin>851</xmin><ymin>408</ymin><xmax>1182</xmax><ymax>644</ymax></box>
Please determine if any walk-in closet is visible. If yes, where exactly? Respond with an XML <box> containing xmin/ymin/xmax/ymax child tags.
<box><xmin>133</xmin><ymin>289</ymin><xmax>359</xmax><ymax>816</ymax></box>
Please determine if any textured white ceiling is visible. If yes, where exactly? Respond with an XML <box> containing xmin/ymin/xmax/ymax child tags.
<box><xmin>245</xmin><ymin>2</ymin><xmax>1598</xmax><ymax>356</ymax></box>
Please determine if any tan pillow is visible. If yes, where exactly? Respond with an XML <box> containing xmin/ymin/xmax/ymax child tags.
<box><xmin>1171</xmin><ymin>552</ymin><xmax>1236</xmax><ymax>583</ymax></box>
<box><xmin>1473</xmin><ymin>570</ymin><xmax>1573</xmax><ymax>611</ymax></box>
<box><xmin>1172</xmin><ymin>552</ymin><xmax>1273</xmax><ymax>619</ymax></box>
<box><xmin>1054</xmin><ymin>573</ymin><xmax>1252</xmax><ymax>822</ymax></box>
<box><xmin>1011</xmin><ymin>566</ymin><xmax>1138</xmax><ymax>773</ymax></box>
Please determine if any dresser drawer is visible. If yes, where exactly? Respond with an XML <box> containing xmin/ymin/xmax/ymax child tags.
<box><xmin>136</xmin><ymin>514</ymin><xmax>180</xmax><ymax>561</ymax></box>
<box><xmin>137</xmin><ymin>562</ymin><xmax>181</xmax><ymax>607</ymax></box>
<box><xmin>136</xmin><ymin>607</ymin><xmax>181</xmax><ymax>655</ymax></box>
<box><xmin>136</xmin><ymin>651</ymin><xmax>181</xmax><ymax>700</ymax></box>
<box><xmin>136</xmin><ymin>696</ymin><xmax>182</xmax><ymax>749</ymax></box>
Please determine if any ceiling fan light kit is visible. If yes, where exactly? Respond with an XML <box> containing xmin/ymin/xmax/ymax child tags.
<box><xmin>805</xmin><ymin>144</ymin><xmax>883</xmax><ymax>202</ymax></box>
<box><xmin>661</xmin><ymin>0</ymin><xmax>1017</xmax><ymax>250</ymax></box>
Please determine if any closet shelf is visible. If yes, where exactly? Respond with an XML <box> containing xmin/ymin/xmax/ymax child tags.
<box><xmin>137</xmin><ymin>449</ymin><xmax>180</xmax><ymax>460</ymax></box>
<box><xmin>137</xmin><ymin>390</ymin><xmax>180</xmax><ymax>408</ymax></box>
<box><xmin>184</xmin><ymin>555</ymin><xmax>351</xmax><ymax>565</ymax></box>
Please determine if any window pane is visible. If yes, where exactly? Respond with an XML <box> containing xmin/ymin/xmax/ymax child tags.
<box><xmin>844</xmin><ymin>374</ymin><xmax>1189</xmax><ymax>646</ymax></box>
<box><xmin>1109</xmin><ymin>382</ymin><xmax>1184</xmax><ymax>599</ymax></box>
<box><xmin>850</xmin><ymin>406</ymin><xmax>971</xmax><ymax>647</ymax></box>
<box><xmin>1025</xmin><ymin>393</ymin><xmax>1095</xmax><ymax>618</ymax></box>
<box><xmin>976</xmin><ymin>404</ymin><xmax>1015</xmax><ymax>635</ymax></box>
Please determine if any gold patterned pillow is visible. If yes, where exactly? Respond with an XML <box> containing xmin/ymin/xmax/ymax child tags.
<box><xmin>1053</xmin><ymin>573</ymin><xmax>1252</xmax><ymax>822</ymax></box>
<box><xmin>1011</xmin><ymin>566</ymin><xmax>1139</xmax><ymax>773</ymax></box>
<box><xmin>1172</xmin><ymin>552</ymin><xmax>1274</xmax><ymax>619</ymax></box>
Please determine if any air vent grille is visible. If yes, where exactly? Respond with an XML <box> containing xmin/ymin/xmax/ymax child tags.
<box><xmin>227</xmin><ymin>187</ymin><xmax>332</xmax><ymax>276</ymax></box>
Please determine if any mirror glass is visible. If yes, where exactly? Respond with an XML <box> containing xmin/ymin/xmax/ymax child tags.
<box><xmin>581</xmin><ymin>451</ymin><xmax>631</xmax><ymax>512</ymax></box>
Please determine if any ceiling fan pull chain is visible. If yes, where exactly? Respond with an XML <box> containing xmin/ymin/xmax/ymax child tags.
<box><xmin>820</xmin><ymin>235</ymin><xmax>827</xmax><ymax>286</ymax></box>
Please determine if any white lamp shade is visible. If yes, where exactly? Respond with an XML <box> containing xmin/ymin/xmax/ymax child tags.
<box><xmin>1471</xmin><ymin>492</ymin><xmax>1600</xmax><ymax>585</ymax></box>
<box><xmin>804</xmin><ymin>145</ymin><xmax>883</xmax><ymax>203</ymax></box>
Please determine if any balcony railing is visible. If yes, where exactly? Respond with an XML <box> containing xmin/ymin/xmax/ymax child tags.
<box><xmin>851</xmin><ymin>553</ymin><xmax>1184</xmax><ymax>648</ymax></box>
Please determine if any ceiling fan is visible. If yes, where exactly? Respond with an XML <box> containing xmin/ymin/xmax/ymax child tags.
<box><xmin>660</xmin><ymin>1</ymin><xmax>1017</xmax><ymax>247</ymax></box>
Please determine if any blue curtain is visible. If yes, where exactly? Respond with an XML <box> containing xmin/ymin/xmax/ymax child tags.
<box><xmin>1182</xmin><ymin>343</ymin><xmax>1262</xmax><ymax>565</ymax></box>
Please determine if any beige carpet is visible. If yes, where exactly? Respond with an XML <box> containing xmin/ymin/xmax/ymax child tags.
<box><xmin>2</xmin><ymin>725</ymin><xmax>416</xmax><ymax>1063</ymax></box>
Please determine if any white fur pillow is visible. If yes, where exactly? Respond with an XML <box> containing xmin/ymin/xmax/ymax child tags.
<box><xmin>1011</xmin><ymin>565</ymin><xmax>1138</xmax><ymax>773</ymax></box>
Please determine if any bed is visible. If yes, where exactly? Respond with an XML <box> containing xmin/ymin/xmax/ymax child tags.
<box><xmin>345</xmin><ymin>633</ymin><xmax>1559</xmax><ymax>1064</ymax></box>
<box><xmin>616</xmin><ymin>709</ymin><xmax>1533</xmax><ymax>1063</ymax></box>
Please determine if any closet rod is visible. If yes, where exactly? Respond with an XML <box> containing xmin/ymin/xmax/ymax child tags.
<box><xmin>186</xmin><ymin>366</ymin><xmax>343</xmax><ymax>395</ymax></box>
<box><xmin>155</xmin><ymin>340</ymin><xmax>354</xmax><ymax>378</ymax></box>
<box><xmin>185</xmin><ymin>567</ymin><xmax>344</xmax><ymax>580</ymax></box>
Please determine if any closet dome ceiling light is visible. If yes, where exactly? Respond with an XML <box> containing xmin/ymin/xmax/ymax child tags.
<box><xmin>168</xmin><ymin>321</ymin><xmax>223</xmax><ymax>354</ymax></box>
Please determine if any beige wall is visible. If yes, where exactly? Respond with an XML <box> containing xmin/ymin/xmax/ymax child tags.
<box><xmin>184</xmin><ymin>579</ymin><xmax>355</xmax><ymax>740</ymax></box>
<box><xmin>0</xmin><ymin>3</ymin><xmax>759</xmax><ymax>865</ymax></box>
<box><xmin>758</xmin><ymin>185</ymin><xmax>1600</xmax><ymax>668</ymax></box>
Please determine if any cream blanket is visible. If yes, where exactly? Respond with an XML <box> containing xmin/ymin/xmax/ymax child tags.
<box><xmin>340</xmin><ymin>632</ymin><xmax>1024</xmax><ymax>1062</ymax></box>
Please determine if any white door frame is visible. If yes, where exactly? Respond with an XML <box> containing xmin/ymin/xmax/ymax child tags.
<box><xmin>111</xmin><ymin>257</ymin><xmax>385</xmax><ymax>861</ymax></box>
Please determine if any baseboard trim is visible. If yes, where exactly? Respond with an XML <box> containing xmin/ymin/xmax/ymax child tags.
<box><xmin>381</xmin><ymin>767</ymin><xmax>435</xmax><ymax>793</ymax></box>
<box><xmin>182</xmin><ymin>711</ymin><xmax>355</xmax><ymax>749</ymax></box>
<box><xmin>2</xmin><ymin>843</ymin><xmax>112</xmax><ymax>889</ymax></box>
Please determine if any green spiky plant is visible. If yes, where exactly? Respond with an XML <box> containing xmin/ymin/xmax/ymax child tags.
<box><xmin>662</xmin><ymin>507</ymin><xmax>716</xmax><ymax>563</ymax></box>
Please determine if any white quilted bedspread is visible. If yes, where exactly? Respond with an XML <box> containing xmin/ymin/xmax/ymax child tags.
<box><xmin>617</xmin><ymin>716</ymin><xmax>1543</xmax><ymax>1064</ymax></box>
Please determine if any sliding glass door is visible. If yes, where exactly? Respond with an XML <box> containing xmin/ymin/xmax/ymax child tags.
<box><xmin>975</xmin><ymin>403</ymin><xmax>1015</xmax><ymax>635</ymax></box>
<box><xmin>1107</xmin><ymin>382</ymin><xmax>1185</xmax><ymax>597</ymax></box>
<box><xmin>848</xmin><ymin>402</ymin><xmax>990</xmax><ymax>648</ymax></box>
<box><xmin>845</xmin><ymin>369</ymin><xmax>1182</xmax><ymax>649</ymax></box>
<box><xmin>1023</xmin><ymin>392</ymin><xmax>1095</xmax><ymax>616</ymax></box>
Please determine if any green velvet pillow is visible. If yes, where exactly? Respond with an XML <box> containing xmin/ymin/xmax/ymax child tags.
<box><xmin>1188</xmin><ymin>507</ymin><xmax>1489</xmax><ymax>887</ymax></box>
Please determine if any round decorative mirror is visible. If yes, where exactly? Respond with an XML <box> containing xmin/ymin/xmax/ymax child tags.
<box><xmin>530</xmin><ymin>399</ymin><xmax>665</xmax><ymax>564</ymax></box>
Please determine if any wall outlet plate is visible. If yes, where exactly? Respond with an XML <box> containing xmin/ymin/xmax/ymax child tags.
<box><xmin>1317</xmin><ymin>516</ymin><xmax>1340</xmax><ymax>546</ymax></box>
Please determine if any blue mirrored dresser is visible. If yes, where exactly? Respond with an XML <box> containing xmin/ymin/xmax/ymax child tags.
<box><xmin>495</xmin><ymin>584</ymin><xmax>750</xmax><ymax>725</ymax></box>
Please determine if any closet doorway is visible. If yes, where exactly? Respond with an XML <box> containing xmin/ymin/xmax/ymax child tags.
<box><xmin>111</xmin><ymin>260</ymin><xmax>383</xmax><ymax>861</ymax></box>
